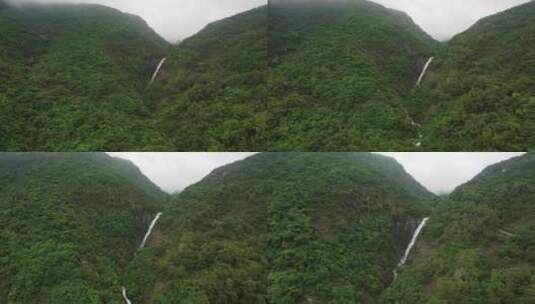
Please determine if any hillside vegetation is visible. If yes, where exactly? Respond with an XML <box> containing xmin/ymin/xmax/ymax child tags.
<box><xmin>382</xmin><ymin>153</ymin><xmax>535</xmax><ymax>303</ymax></box>
<box><xmin>124</xmin><ymin>153</ymin><xmax>435</xmax><ymax>303</ymax></box>
<box><xmin>0</xmin><ymin>153</ymin><xmax>166</xmax><ymax>303</ymax></box>
<box><xmin>1</xmin><ymin>0</ymin><xmax>534</xmax><ymax>150</ymax></box>
<box><xmin>0</xmin><ymin>2</ymin><xmax>169</xmax><ymax>151</ymax></box>
<box><xmin>415</xmin><ymin>1</ymin><xmax>535</xmax><ymax>150</ymax></box>
<box><xmin>149</xmin><ymin>0</ymin><xmax>438</xmax><ymax>150</ymax></box>
<box><xmin>1</xmin><ymin>152</ymin><xmax>533</xmax><ymax>303</ymax></box>
<box><xmin>262</xmin><ymin>0</ymin><xmax>439</xmax><ymax>150</ymax></box>
<box><xmin>150</xmin><ymin>7</ymin><xmax>268</xmax><ymax>150</ymax></box>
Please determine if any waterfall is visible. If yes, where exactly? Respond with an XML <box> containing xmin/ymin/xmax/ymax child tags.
<box><xmin>121</xmin><ymin>212</ymin><xmax>163</xmax><ymax>303</ymax></box>
<box><xmin>137</xmin><ymin>212</ymin><xmax>163</xmax><ymax>253</ymax></box>
<box><xmin>404</xmin><ymin>109</ymin><xmax>423</xmax><ymax>147</ymax></box>
<box><xmin>121</xmin><ymin>286</ymin><xmax>132</xmax><ymax>304</ymax></box>
<box><xmin>415</xmin><ymin>57</ymin><xmax>434</xmax><ymax>87</ymax></box>
<box><xmin>149</xmin><ymin>58</ymin><xmax>167</xmax><ymax>85</ymax></box>
<box><xmin>393</xmin><ymin>217</ymin><xmax>430</xmax><ymax>280</ymax></box>
<box><xmin>415</xmin><ymin>134</ymin><xmax>423</xmax><ymax>148</ymax></box>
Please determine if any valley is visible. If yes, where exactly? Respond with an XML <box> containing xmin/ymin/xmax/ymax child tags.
<box><xmin>1</xmin><ymin>152</ymin><xmax>533</xmax><ymax>303</ymax></box>
<box><xmin>1</xmin><ymin>0</ymin><xmax>534</xmax><ymax>151</ymax></box>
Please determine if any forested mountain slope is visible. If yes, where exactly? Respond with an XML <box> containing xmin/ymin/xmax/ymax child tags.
<box><xmin>0</xmin><ymin>153</ymin><xmax>166</xmax><ymax>303</ymax></box>
<box><xmin>382</xmin><ymin>153</ymin><xmax>535</xmax><ymax>303</ymax></box>
<box><xmin>150</xmin><ymin>6</ymin><xmax>267</xmax><ymax>150</ymax></box>
<box><xmin>0</xmin><ymin>1</ymin><xmax>169</xmax><ymax>151</ymax></box>
<box><xmin>415</xmin><ymin>1</ymin><xmax>535</xmax><ymax>150</ymax></box>
<box><xmin>1</xmin><ymin>0</ymin><xmax>533</xmax><ymax>151</ymax></box>
<box><xmin>266</xmin><ymin>0</ymin><xmax>439</xmax><ymax>150</ymax></box>
<box><xmin>150</xmin><ymin>0</ymin><xmax>439</xmax><ymax>151</ymax></box>
<box><xmin>124</xmin><ymin>153</ymin><xmax>435</xmax><ymax>303</ymax></box>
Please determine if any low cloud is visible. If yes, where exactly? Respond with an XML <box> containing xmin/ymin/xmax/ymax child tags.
<box><xmin>371</xmin><ymin>0</ymin><xmax>531</xmax><ymax>40</ymax></box>
<box><xmin>380</xmin><ymin>152</ymin><xmax>524</xmax><ymax>194</ymax></box>
<box><xmin>109</xmin><ymin>152</ymin><xmax>524</xmax><ymax>195</ymax></box>
<box><xmin>6</xmin><ymin>0</ymin><xmax>267</xmax><ymax>42</ymax></box>
<box><xmin>108</xmin><ymin>152</ymin><xmax>256</xmax><ymax>194</ymax></box>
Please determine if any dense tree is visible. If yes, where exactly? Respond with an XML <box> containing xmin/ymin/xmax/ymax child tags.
<box><xmin>0</xmin><ymin>2</ymin><xmax>169</xmax><ymax>151</ymax></box>
<box><xmin>124</xmin><ymin>153</ymin><xmax>435</xmax><ymax>303</ymax></box>
<box><xmin>1</xmin><ymin>0</ymin><xmax>534</xmax><ymax>150</ymax></box>
<box><xmin>415</xmin><ymin>1</ymin><xmax>535</xmax><ymax>150</ymax></box>
<box><xmin>382</xmin><ymin>153</ymin><xmax>535</xmax><ymax>303</ymax></box>
<box><xmin>0</xmin><ymin>153</ymin><xmax>166</xmax><ymax>302</ymax></box>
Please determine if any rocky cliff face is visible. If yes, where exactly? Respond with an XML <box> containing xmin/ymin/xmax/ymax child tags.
<box><xmin>393</xmin><ymin>216</ymin><xmax>423</xmax><ymax>249</ymax></box>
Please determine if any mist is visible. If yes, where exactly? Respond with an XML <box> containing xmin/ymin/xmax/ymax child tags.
<box><xmin>5</xmin><ymin>0</ymin><xmax>267</xmax><ymax>42</ymax></box>
<box><xmin>371</xmin><ymin>0</ymin><xmax>532</xmax><ymax>40</ymax></box>
<box><xmin>380</xmin><ymin>153</ymin><xmax>525</xmax><ymax>194</ymax></box>
<box><xmin>108</xmin><ymin>152</ymin><xmax>256</xmax><ymax>194</ymax></box>
<box><xmin>6</xmin><ymin>0</ymin><xmax>530</xmax><ymax>42</ymax></box>
<box><xmin>109</xmin><ymin>153</ymin><xmax>524</xmax><ymax>195</ymax></box>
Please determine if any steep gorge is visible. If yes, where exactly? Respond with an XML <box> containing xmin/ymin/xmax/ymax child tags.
<box><xmin>123</xmin><ymin>153</ymin><xmax>436</xmax><ymax>303</ymax></box>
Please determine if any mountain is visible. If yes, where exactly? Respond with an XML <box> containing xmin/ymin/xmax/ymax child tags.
<box><xmin>0</xmin><ymin>153</ymin><xmax>166</xmax><ymax>303</ymax></box>
<box><xmin>265</xmin><ymin>0</ymin><xmax>439</xmax><ymax>150</ymax></box>
<box><xmin>1</xmin><ymin>0</ymin><xmax>533</xmax><ymax>151</ymax></box>
<box><xmin>415</xmin><ymin>1</ymin><xmax>535</xmax><ymax>150</ymax></box>
<box><xmin>0</xmin><ymin>1</ymin><xmax>169</xmax><ymax>151</ymax></box>
<box><xmin>150</xmin><ymin>0</ymin><xmax>438</xmax><ymax>151</ymax></box>
<box><xmin>124</xmin><ymin>153</ymin><xmax>435</xmax><ymax>303</ymax></box>
<box><xmin>150</xmin><ymin>6</ymin><xmax>268</xmax><ymax>150</ymax></box>
<box><xmin>382</xmin><ymin>153</ymin><xmax>535</xmax><ymax>303</ymax></box>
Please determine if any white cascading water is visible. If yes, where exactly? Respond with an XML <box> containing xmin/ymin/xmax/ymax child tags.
<box><xmin>149</xmin><ymin>58</ymin><xmax>167</xmax><ymax>85</ymax></box>
<box><xmin>137</xmin><ymin>212</ymin><xmax>163</xmax><ymax>253</ymax></box>
<box><xmin>415</xmin><ymin>57</ymin><xmax>434</xmax><ymax>87</ymax></box>
<box><xmin>404</xmin><ymin>109</ymin><xmax>423</xmax><ymax>147</ymax></box>
<box><xmin>393</xmin><ymin>217</ymin><xmax>430</xmax><ymax>280</ymax></box>
<box><xmin>122</xmin><ymin>212</ymin><xmax>163</xmax><ymax>303</ymax></box>
<box><xmin>121</xmin><ymin>286</ymin><xmax>132</xmax><ymax>304</ymax></box>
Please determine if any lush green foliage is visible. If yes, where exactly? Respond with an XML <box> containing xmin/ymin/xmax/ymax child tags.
<box><xmin>382</xmin><ymin>153</ymin><xmax>535</xmax><ymax>303</ymax></box>
<box><xmin>0</xmin><ymin>2</ymin><xmax>169</xmax><ymax>151</ymax></box>
<box><xmin>2</xmin><ymin>0</ymin><xmax>533</xmax><ymax>150</ymax></box>
<box><xmin>150</xmin><ymin>6</ymin><xmax>268</xmax><ymax>150</ymax></box>
<box><xmin>124</xmin><ymin>153</ymin><xmax>434</xmax><ymax>303</ymax></box>
<box><xmin>415</xmin><ymin>2</ymin><xmax>535</xmax><ymax>150</ymax></box>
<box><xmin>0</xmin><ymin>153</ymin><xmax>165</xmax><ymax>303</ymax></box>
<box><xmin>3</xmin><ymin>152</ymin><xmax>534</xmax><ymax>303</ymax></box>
<box><xmin>150</xmin><ymin>0</ymin><xmax>438</xmax><ymax>150</ymax></box>
<box><xmin>265</xmin><ymin>0</ymin><xmax>438</xmax><ymax>150</ymax></box>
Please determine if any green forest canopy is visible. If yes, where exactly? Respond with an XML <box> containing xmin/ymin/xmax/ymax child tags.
<box><xmin>1</xmin><ymin>0</ymin><xmax>534</xmax><ymax>150</ymax></box>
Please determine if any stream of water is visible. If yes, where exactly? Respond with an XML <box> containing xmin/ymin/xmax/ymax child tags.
<box><xmin>137</xmin><ymin>212</ymin><xmax>162</xmax><ymax>254</ymax></box>
<box><xmin>121</xmin><ymin>286</ymin><xmax>132</xmax><ymax>304</ymax></box>
<box><xmin>149</xmin><ymin>58</ymin><xmax>167</xmax><ymax>85</ymax></box>
<box><xmin>415</xmin><ymin>57</ymin><xmax>434</xmax><ymax>87</ymax></box>
<box><xmin>393</xmin><ymin>217</ymin><xmax>430</xmax><ymax>280</ymax></box>
<box><xmin>122</xmin><ymin>212</ymin><xmax>163</xmax><ymax>303</ymax></box>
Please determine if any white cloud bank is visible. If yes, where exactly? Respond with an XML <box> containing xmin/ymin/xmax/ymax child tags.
<box><xmin>372</xmin><ymin>0</ymin><xmax>531</xmax><ymax>40</ymax></box>
<box><xmin>109</xmin><ymin>152</ymin><xmax>524</xmax><ymax>195</ymax></box>
<box><xmin>6</xmin><ymin>0</ymin><xmax>267</xmax><ymax>42</ymax></box>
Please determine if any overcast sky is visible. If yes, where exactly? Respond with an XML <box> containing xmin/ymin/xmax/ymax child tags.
<box><xmin>7</xmin><ymin>0</ymin><xmax>267</xmax><ymax>42</ymax></box>
<box><xmin>108</xmin><ymin>152</ymin><xmax>524</xmax><ymax>195</ymax></box>
<box><xmin>379</xmin><ymin>153</ymin><xmax>524</xmax><ymax>194</ymax></box>
<box><xmin>9</xmin><ymin>0</ymin><xmax>531</xmax><ymax>42</ymax></box>
<box><xmin>372</xmin><ymin>0</ymin><xmax>531</xmax><ymax>40</ymax></box>
<box><xmin>108</xmin><ymin>153</ymin><xmax>256</xmax><ymax>193</ymax></box>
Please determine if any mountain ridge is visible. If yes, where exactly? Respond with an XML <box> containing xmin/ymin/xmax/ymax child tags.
<box><xmin>0</xmin><ymin>153</ymin><xmax>167</xmax><ymax>303</ymax></box>
<box><xmin>382</xmin><ymin>152</ymin><xmax>535</xmax><ymax>303</ymax></box>
<box><xmin>124</xmin><ymin>152</ymin><xmax>436</xmax><ymax>303</ymax></box>
<box><xmin>1</xmin><ymin>0</ymin><xmax>533</xmax><ymax>150</ymax></box>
